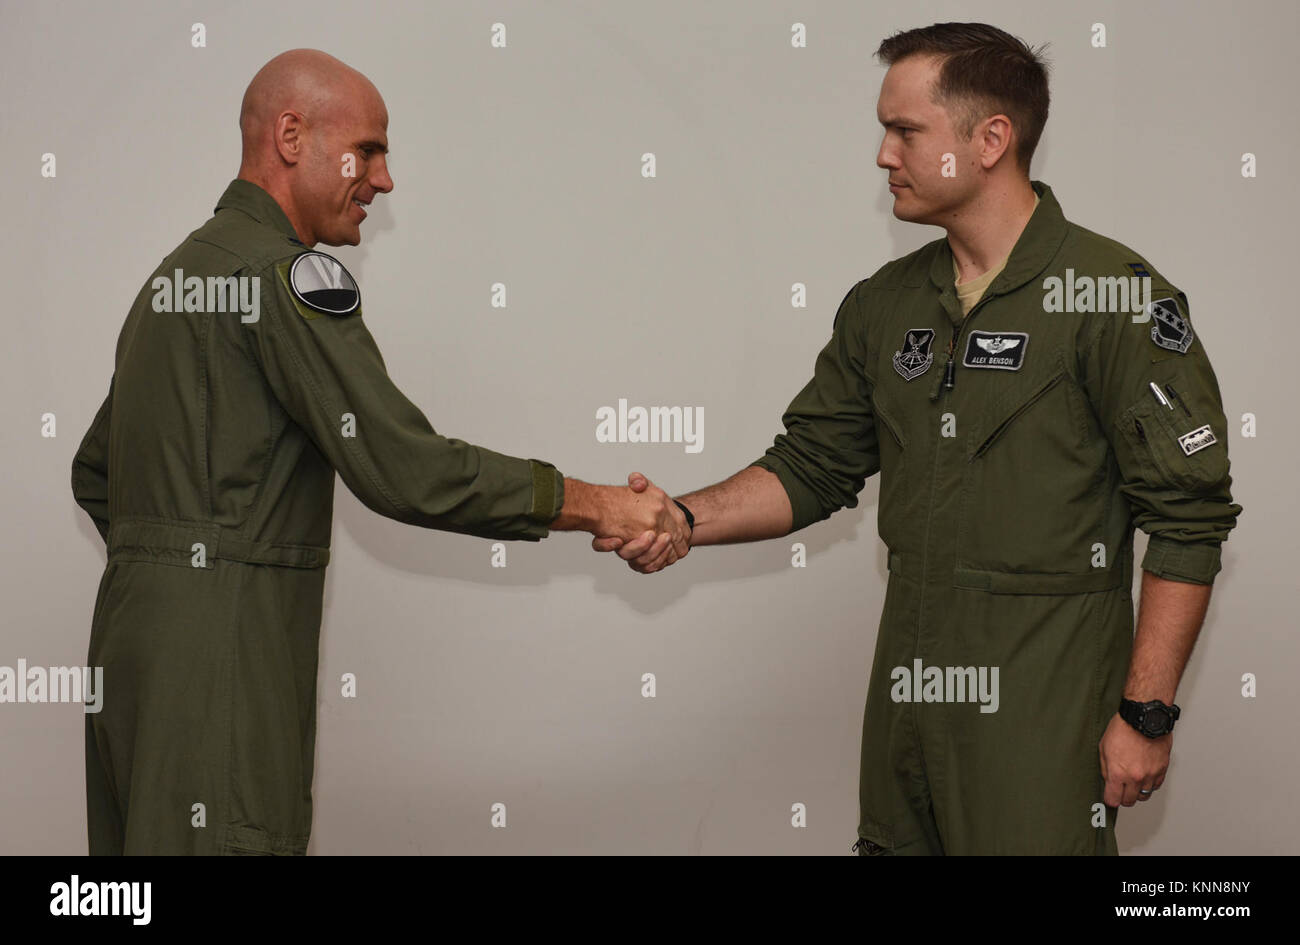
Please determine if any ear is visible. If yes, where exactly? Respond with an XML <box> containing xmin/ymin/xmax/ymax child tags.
<box><xmin>273</xmin><ymin>110</ymin><xmax>306</xmax><ymax>166</ymax></box>
<box><xmin>978</xmin><ymin>114</ymin><xmax>1015</xmax><ymax>171</ymax></box>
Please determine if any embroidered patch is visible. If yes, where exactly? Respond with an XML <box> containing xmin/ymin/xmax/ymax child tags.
<box><xmin>892</xmin><ymin>328</ymin><xmax>935</xmax><ymax>381</ymax></box>
<box><xmin>1148</xmin><ymin>297</ymin><xmax>1193</xmax><ymax>354</ymax></box>
<box><xmin>961</xmin><ymin>331</ymin><xmax>1028</xmax><ymax>371</ymax></box>
<box><xmin>1177</xmin><ymin>424</ymin><xmax>1216</xmax><ymax>456</ymax></box>
<box><xmin>288</xmin><ymin>252</ymin><xmax>360</xmax><ymax>317</ymax></box>
<box><xmin>1126</xmin><ymin>261</ymin><xmax>1150</xmax><ymax>278</ymax></box>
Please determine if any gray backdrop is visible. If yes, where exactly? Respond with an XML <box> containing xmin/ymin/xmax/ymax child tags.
<box><xmin>2</xmin><ymin>0</ymin><xmax>1294</xmax><ymax>854</ymax></box>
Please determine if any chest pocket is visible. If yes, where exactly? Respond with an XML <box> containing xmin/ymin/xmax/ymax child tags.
<box><xmin>954</xmin><ymin>358</ymin><xmax>1121</xmax><ymax>594</ymax></box>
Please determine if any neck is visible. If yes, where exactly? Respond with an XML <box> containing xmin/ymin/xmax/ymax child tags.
<box><xmin>235</xmin><ymin>166</ymin><xmax>314</xmax><ymax>246</ymax></box>
<box><xmin>945</xmin><ymin>178</ymin><xmax>1037</xmax><ymax>284</ymax></box>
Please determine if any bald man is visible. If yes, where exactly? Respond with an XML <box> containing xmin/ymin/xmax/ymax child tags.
<box><xmin>70</xmin><ymin>49</ymin><xmax>688</xmax><ymax>855</ymax></box>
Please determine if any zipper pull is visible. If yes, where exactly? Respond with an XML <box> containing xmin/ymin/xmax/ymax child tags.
<box><xmin>930</xmin><ymin>329</ymin><xmax>959</xmax><ymax>399</ymax></box>
<box><xmin>928</xmin><ymin>353</ymin><xmax>948</xmax><ymax>401</ymax></box>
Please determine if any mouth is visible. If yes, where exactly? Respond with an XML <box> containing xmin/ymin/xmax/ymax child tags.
<box><xmin>351</xmin><ymin>197</ymin><xmax>370</xmax><ymax>219</ymax></box>
<box><xmin>888</xmin><ymin>181</ymin><xmax>907</xmax><ymax>191</ymax></box>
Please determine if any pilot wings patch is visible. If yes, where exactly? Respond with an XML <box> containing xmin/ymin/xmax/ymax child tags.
<box><xmin>962</xmin><ymin>331</ymin><xmax>1029</xmax><ymax>371</ymax></box>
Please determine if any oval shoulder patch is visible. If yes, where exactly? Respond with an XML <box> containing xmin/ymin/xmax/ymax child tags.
<box><xmin>289</xmin><ymin>252</ymin><xmax>360</xmax><ymax>316</ymax></box>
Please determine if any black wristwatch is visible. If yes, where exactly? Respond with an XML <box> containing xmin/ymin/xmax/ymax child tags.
<box><xmin>1119</xmin><ymin>698</ymin><xmax>1180</xmax><ymax>738</ymax></box>
<box><xmin>673</xmin><ymin>499</ymin><xmax>695</xmax><ymax>536</ymax></box>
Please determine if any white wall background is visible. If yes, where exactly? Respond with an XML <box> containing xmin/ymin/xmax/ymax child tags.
<box><xmin>1</xmin><ymin>0</ymin><xmax>1294</xmax><ymax>854</ymax></box>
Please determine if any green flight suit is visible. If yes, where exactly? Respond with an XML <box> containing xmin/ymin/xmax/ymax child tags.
<box><xmin>752</xmin><ymin>180</ymin><xmax>1241</xmax><ymax>855</ymax></box>
<box><xmin>71</xmin><ymin>179</ymin><xmax>564</xmax><ymax>855</ymax></box>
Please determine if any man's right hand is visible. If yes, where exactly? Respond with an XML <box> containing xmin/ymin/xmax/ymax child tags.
<box><xmin>551</xmin><ymin>473</ymin><xmax>690</xmax><ymax>572</ymax></box>
<box><xmin>591</xmin><ymin>472</ymin><xmax>688</xmax><ymax>573</ymax></box>
<box><xmin>591</xmin><ymin>466</ymin><xmax>795</xmax><ymax>574</ymax></box>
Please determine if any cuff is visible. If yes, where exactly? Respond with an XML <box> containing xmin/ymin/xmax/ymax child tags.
<box><xmin>749</xmin><ymin>457</ymin><xmax>822</xmax><ymax>533</ymax></box>
<box><xmin>1141</xmin><ymin>536</ymin><xmax>1222</xmax><ymax>584</ymax></box>
<box><xmin>527</xmin><ymin>459</ymin><xmax>564</xmax><ymax>527</ymax></box>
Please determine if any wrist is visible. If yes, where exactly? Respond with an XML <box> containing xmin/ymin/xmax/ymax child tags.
<box><xmin>1123</xmin><ymin>688</ymin><xmax>1176</xmax><ymax>705</ymax></box>
<box><xmin>553</xmin><ymin>479</ymin><xmax>606</xmax><ymax>533</ymax></box>
<box><xmin>1119</xmin><ymin>697</ymin><xmax>1181</xmax><ymax>738</ymax></box>
<box><xmin>673</xmin><ymin>499</ymin><xmax>695</xmax><ymax>538</ymax></box>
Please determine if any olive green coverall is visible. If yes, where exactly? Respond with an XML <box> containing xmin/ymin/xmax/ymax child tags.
<box><xmin>72</xmin><ymin>179</ymin><xmax>564</xmax><ymax>854</ymax></box>
<box><xmin>752</xmin><ymin>180</ymin><xmax>1241</xmax><ymax>855</ymax></box>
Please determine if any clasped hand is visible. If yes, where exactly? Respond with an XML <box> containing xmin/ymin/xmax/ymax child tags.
<box><xmin>592</xmin><ymin>472</ymin><xmax>689</xmax><ymax>573</ymax></box>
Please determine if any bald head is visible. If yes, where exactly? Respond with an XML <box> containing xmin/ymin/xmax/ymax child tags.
<box><xmin>240</xmin><ymin>49</ymin><xmax>380</xmax><ymax>167</ymax></box>
<box><xmin>237</xmin><ymin>49</ymin><xmax>393</xmax><ymax>247</ymax></box>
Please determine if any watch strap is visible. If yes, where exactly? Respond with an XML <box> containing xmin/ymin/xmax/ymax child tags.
<box><xmin>673</xmin><ymin>499</ymin><xmax>695</xmax><ymax>535</ymax></box>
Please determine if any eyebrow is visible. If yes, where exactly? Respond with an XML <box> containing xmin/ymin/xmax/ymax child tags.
<box><xmin>358</xmin><ymin>140</ymin><xmax>389</xmax><ymax>153</ymax></box>
<box><xmin>878</xmin><ymin>109</ymin><xmax>927</xmax><ymax>124</ymax></box>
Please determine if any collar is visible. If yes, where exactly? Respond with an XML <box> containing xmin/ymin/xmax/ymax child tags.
<box><xmin>928</xmin><ymin>179</ymin><xmax>1068</xmax><ymax>298</ymax></box>
<box><xmin>214</xmin><ymin>179</ymin><xmax>304</xmax><ymax>244</ymax></box>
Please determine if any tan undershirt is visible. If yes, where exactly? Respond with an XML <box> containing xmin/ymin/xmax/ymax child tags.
<box><xmin>953</xmin><ymin>192</ymin><xmax>1041</xmax><ymax>316</ymax></box>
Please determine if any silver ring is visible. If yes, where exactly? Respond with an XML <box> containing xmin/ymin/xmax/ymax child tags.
<box><xmin>1138</xmin><ymin>788</ymin><xmax>1153</xmax><ymax>795</ymax></box>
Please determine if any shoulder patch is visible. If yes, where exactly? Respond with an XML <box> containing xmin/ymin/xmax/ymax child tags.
<box><xmin>288</xmin><ymin>252</ymin><xmax>360</xmax><ymax>317</ymax></box>
<box><xmin>1147</xmin><ymin>296</ymin><xmax>1193</xmax><ymax>354</ymax></box>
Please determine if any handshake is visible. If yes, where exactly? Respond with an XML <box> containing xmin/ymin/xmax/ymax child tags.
<box><xmin>559</xmin><ymin>472</ymin><xmax>693</xmax><ymax>574</ymax></box>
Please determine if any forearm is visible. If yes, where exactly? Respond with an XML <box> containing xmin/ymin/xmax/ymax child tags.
<box><xmin>1124</xmin><ymin>569</ymin><xmax>1213</xmax><ymax>704</ymax></box>
<box><xmin>676</xmin><ymin>465</ymin><xmax>793</xmax><ymax>546</ymax></box>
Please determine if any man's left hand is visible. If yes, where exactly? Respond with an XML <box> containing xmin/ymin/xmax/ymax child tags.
<box><xmin>1099</xmin><ymin>712</ymin><xmax>1171</xmax><ymax>807</ymax></box>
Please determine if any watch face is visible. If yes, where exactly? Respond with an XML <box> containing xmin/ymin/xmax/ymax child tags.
<box><xmin>1143</xmin><ymin>707</ymin><xmax>1170</xmax><ymax>734</ymax></box>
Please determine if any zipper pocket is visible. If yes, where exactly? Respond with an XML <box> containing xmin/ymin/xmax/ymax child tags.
<box><xmin>971</xmin><ymin>372</ymin><xmax>1065</xmax><ymax>459</ymax></box>
<box><xmin>873</xmin><ymin>397</ymin><xmax>906</xmax><ymax>448</ymax></box>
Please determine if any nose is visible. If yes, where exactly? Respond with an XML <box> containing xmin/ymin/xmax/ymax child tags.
<box><xmin>876</xmin><ymin>136</ymin><xmax>897</xmax><ymax>171</ymax></box>
<box><xmin>372</xmin><ymin>156</ymin><xmax>394</xmax><ymax>195</ymax></box>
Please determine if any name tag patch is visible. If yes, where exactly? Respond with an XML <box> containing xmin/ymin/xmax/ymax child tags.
<box><xmin>1178</xmin><ymin>424</ymin><xmax>1216</xmax><ymax>455</ymax></box>
<box><xmin>962</xmin><ymin>331</ymin><xmax>1028</xmax><ymax>371</ymax></box>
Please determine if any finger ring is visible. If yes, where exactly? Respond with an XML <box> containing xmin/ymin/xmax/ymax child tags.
<box><xmin>1138</xmin><ymin>788</ymin><xmax>1152</xmax><ymax>795</ymax></box>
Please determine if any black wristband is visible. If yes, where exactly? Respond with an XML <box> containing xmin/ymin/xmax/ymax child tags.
<box><xmin>673</xmin><ymin>499</ymin><xmax>695</xmax><ymax>535</ymax></box>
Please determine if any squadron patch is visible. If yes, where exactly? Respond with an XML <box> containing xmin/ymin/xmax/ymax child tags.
<box><xmin>288</xmin><ymin>252</ymin><xmax>360</xmax><ymax>317</ymax></box>
<box><xmin>962</xmin><ymin>331</ymin><xmax>1028</xmax><ymax>371</ymax></box>
<box><xmin>1177</xmin><ymin>424</ymin><xmax>1217</xmax><ymax>456</ymax></box>
<box><xmin>892</xmin><ymin>328</ymin><xmax>935</xmax><ymax>381</ymax></box>
<box><xmin>1147</xmin><ymin>297</ymin><xmax>1193</xmax><ymax>354</ymax></box>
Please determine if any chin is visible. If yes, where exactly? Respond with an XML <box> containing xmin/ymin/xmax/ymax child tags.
<box><xmin>321</xmin><ymin>230</ymin><xmax>361</xmax><ymax>247</ymax></box>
